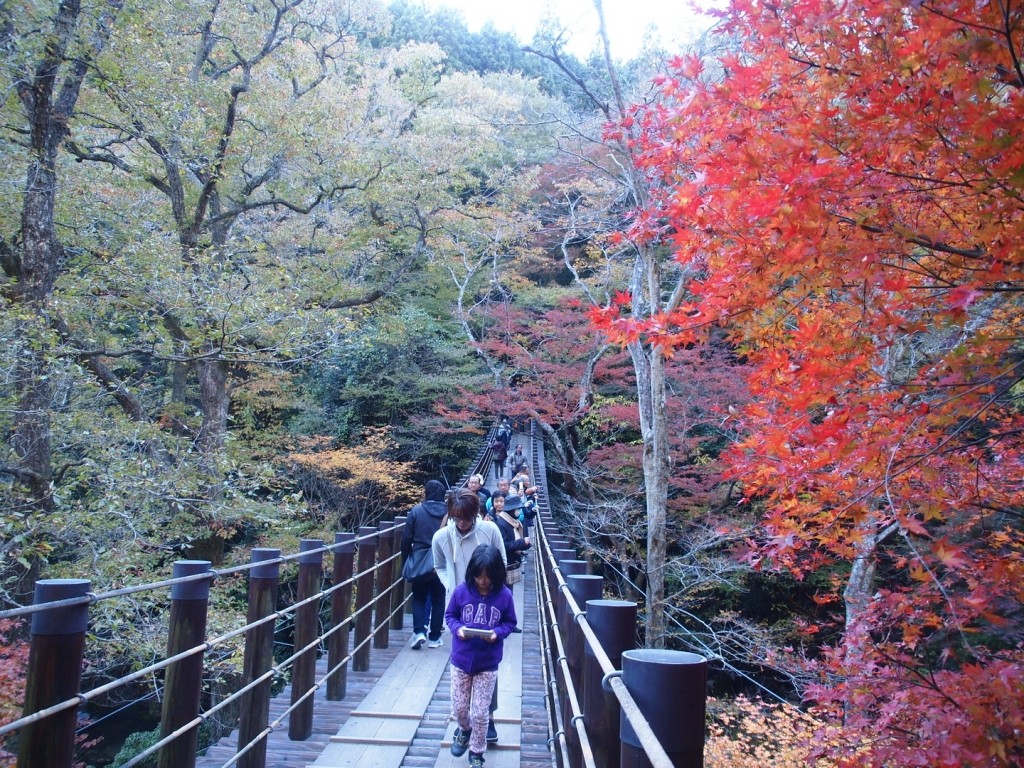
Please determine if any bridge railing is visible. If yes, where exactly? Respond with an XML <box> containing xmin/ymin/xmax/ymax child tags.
<box><xmin>528</xmin><ymin>422</ymin><xmax>708</xmax><ymax>768</ymax></box>
<box><xmin>0</xmin><ymin>426</ymin><xmax>500</xmax><ymax>768</ymax></box>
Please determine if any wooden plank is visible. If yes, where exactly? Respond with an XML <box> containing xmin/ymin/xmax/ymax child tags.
<box><xmin>356</xmin><ymin>642</ymin><xmax>450</xmax><ymax>714</ymax></box>
<box><xmin>312</xmin><ymin>741</ymin><xmax>408</xmax><ymax>768</ymax></box>
<box><xmin>329</xmin><ymin>715</ymin><xmax>419</xmax><ymax>742</ymax></box>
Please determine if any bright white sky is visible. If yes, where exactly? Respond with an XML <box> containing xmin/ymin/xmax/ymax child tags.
<box><xmin>417</xmin><ymin>0</ymin><xmax>720</xmax><ymax>60</ymax></box>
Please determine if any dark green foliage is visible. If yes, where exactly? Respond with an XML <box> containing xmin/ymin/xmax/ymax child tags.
<box><xmin>379</xmin><ymin>0</ymin><xmax>590</xmax><ymax>103</ymax></box>
<box><xmin>294</xmin><ymin>300</ymin><xmax>485</xmax><ymax>477</ymax></box>
<box><xmin>111</xmin><ymin>729</ymin><xmax>159</xmax><ymax>768</ymax></box>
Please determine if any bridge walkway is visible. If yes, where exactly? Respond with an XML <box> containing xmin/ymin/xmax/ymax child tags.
<box><xmin>196</xmin><ymin>432</ymin><xmax>551</xmax><ymax>768</ymax></box>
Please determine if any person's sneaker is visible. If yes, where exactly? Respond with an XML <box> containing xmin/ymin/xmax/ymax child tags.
<box><xmin>428</xmin><ymin>636</ymin><xmax>443</xmax><ymax>648</ymax></box>
<box><xmin>510</xmin><ymin>626</ymin><xmax>522</xmax><ymax>633</ymax></box>
<box><xmin>411</xmin><ymin>632</ymin><xmax>426</xmax><ymax>650</ymax></box>
<box><xmin>468</xmin><ymin>751</ymin><xmax>485</xmax><ymax>768</ymax></box>
<box><xmin>486</xmin><ymin>719</ymin><xmax>498</xmax><ymax>743</ymax></box>
<box><xmin>450</xmin><ymin>726</ymin><xmax>471</xmax><ymax>757</ymax></box>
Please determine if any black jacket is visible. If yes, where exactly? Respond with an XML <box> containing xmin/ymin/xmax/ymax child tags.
<box><xmin>401</xmin><ymin>499</ymin><xmax>448</xmax><ymax>559</ymax></box>
<box><xmin>494</xmin><ymin>513</ymin><xmax>530</xmax><ymax>567</ymax></box>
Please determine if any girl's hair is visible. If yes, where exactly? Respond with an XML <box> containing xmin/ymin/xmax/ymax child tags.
<box><xmin>446</xmin><ymin>487</ymin><xmax>480</xmax><ymax>521</ymax></box>
<box><xmin>465</xmin><ymin>545</ymin><xmax>506</xmax><ymax>593</ymax></box>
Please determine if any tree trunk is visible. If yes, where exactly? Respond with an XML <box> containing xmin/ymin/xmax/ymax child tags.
<box><xmin>626</xmin><ymin>244</ymin><xmax>671</xmax><ymax>648</ymax></box>
<box><xmin>190</xmin><ymin>348</ymin><xmax>229</xmax><ymax>563</ymax></box>
<box><xmin>196</xmin><ymin>348</ymin><xmax>229</xmax><ymax>498</ymax></box>
<box><xmin>842</xmin><ymin>520</ymin><xmax>897</xmax><ymax>658</ymax></box>
<box><xmin>3</xmin><ymin>0</ymin><xmax>123</xmax><ymax>599</ymax></box>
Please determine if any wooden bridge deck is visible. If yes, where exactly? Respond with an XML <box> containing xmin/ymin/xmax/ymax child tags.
<box><xmin>197</xmin><ymin>437</ymin><xmax>551</xmax><ymax>768</ymax></box>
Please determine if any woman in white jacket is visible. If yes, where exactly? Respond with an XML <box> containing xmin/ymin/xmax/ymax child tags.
<box><xmin>432</xmin><ymin>488</ymin><xmax>506</xmax><ymax>606</ymax></box>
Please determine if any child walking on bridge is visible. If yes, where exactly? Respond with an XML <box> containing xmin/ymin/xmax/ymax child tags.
<box><xmin>445</xmin><ymin>544</ymin><xmax>517</xmax><ymax>768</ymax></box>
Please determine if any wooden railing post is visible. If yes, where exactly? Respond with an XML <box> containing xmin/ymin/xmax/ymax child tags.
<box><xmin>158</xmin><ymin>560</ymin><xmax>213</xmax><ymax>768</ymax></box>
<box><xmin>326</xmin><ymin>532</ymin><xmax>354</xmax><ymax>701</ymax></box>
<box><xmin>556</xmin><ymin>563</ymin><xmax>590</xmax><ymax>768</ymax></box>
<box><xmin>289</xmin><ymin>539</ymin><xmax>323</xmax><ymax>741</ymax></box>
<box><xmin>620</xmin><ymin>649</ymin><xmax>707</xmax><ymax>768</ymax></box>
<box><xmin>373</xmin><ymin>520</ymin><xmax>395</xmax><ymax>649</ymax></box>
<box><xmin>237</xmin><ymin>548</ymin><xmax>281</xmax><ymax>768</ymax></box>
<box><xmin>352</xmin><ymin>526</ymin><xmax>377</xmax><ymax>671</ymax></box>
<box><xmin>391</xmin><ymin>516</ymin><xmax>407</xmax><ymax>630</ymax></box>
<box><xmin>557</xmin><ymin>560</ymin><xmax>588</xmax><ymax>644</ymax></box>
<box><xmin>585</xmin><ymin>600</ymin><xmax>637</xmax><ymax>768</ymax></box>
<box><xmin>18</xmin><ymin>579</ymin><xmax>90</xmax><ymax>768</ymax></box>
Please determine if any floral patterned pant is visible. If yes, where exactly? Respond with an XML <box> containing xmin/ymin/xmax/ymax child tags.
<box><xmin>450</xmin><ymin>665</ymin><xmax>498</xmax><ymax>755</ymax></box>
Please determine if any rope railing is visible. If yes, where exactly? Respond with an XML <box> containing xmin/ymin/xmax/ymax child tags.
<box><xmin>4</xmin><ymin>422</ymin><xmax>706</xmax><ymax>768</ymax></box>
<box><xmin>4</xmin><ymin>427</ymin><xmax>504</xmax><ymax>768</ymax></box>
<box><xmin>529</xmin><ymin>420</ymin><xmax>707</xmax><ymax>768</ymax></box>
<box><xmin>0</xmin><ymin>538</ymin><xmax>398</xmax><ymax>738</ymax></box>
<box><xmin>122</xmin><ymin>594</ymin><xmax>414</xmax><ymax>768</ymax></box>
<box><xmin>0</xmin><ymin>524</ymin><xmax>402</xmax><ymax>625</ymax></box>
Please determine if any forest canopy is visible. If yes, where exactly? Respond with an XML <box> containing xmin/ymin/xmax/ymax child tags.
<box><xmin>1</xmin><ymin>0</ymin><xmax>1022</xmax><ymax>766</ymax></box>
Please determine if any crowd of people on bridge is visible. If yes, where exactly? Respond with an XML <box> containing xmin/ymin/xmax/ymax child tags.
<box><xmin>398</xmin><ymin>419</ymin><xmax>536</xmax><ymax>768</ymax></box>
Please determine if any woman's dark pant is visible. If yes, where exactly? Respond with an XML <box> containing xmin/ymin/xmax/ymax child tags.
<box><xmin>411</xmin><ymin>573</ymin><xmax>446</xmax><ymax>640</ymax></box>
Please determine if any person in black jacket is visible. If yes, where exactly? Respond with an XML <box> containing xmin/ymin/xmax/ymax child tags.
<box><xmin>493</xmin><ymin>495</ymin><xmax>530</xmax><ymax>634</ymax></box>
<box><xmin>401</xmin><ymin>479</ymin><xmax>449</xmax><ymax>649</ymax></box>
<box><xmin>493</xmin><ymin>497</ymin><xmax>530</xmax><ymax>585</ymax></box>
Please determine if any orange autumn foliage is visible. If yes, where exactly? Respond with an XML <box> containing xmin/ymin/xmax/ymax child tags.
<box><xmin>286</xmin><ymin>427</ymin><xmax>420</xmax><ymax>527</ymax></box>
<box><xmin>706</xmin><ymin>696</ymin><xmax>854</xmax><ymax>768</ymax></box>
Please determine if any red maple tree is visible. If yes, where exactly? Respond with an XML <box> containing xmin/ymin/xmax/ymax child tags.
<box><xmin>592</xmin><ymin>1</ymin><xmax>1024</xmax><ymax>764</ymax></box>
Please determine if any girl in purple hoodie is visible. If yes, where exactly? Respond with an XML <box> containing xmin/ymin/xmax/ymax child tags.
<box><xmin>445</xmin><ymin>544</ymin><xmax>517</xmax><ymax>768</ymax></box>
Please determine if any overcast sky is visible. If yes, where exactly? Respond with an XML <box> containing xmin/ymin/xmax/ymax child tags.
<box><xmin>416</xmin><ymin>0</ymin><xmax>720</xmax><ymax>59</ymax></box>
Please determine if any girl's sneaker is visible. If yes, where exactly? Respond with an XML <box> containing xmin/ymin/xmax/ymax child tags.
<box><xmin>468</xmin><ymin>752</ymin><xmax>485</xmax><ymax>768</ymax></box>
<box><xmin>450</xmin><ymin>727</ymin><xmax>471</xmax><ymax>757</ymax></box>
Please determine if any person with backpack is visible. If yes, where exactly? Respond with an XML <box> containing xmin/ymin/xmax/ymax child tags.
<box><xmin>401</xmin><ymin>479</ymin><xmax>449</xmax><ymax>650</ymax></box>
<box><xmin>496</xmin><ymin>419</ymin><xmax>512</xmax><ymax>450</ymax></box>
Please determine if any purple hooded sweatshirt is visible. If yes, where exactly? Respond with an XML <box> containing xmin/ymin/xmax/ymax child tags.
<box><xmin>445</xmin><ymin>582</ymin><xmax>517</xmax><ymax>675</ymax></box>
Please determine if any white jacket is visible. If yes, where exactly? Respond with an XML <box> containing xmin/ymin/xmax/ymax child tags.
<box><xmin>431</xmin><ymin>518</ymin><xmax>506</xmax><ymax>605</ymax></box>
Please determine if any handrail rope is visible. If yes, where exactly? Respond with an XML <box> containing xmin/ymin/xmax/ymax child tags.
<box><xmin>207</xmin><ymin>590</ymin><xmax>413</xmax><ymax>768</ymax></box>
<box><xmin>584</xmin><ymin>546</ymin><xmax>789</xmax><ymax>704</ymax></box>
<box><xmin>0</xmin><ymin>524</ymin><xmax>405</xmax><ymax>622</ymax></box>
<box><xmin>532</xmin><ymin>534</ymin><xmax>568</xmax><ymax>766</ymax></box>
<box><xmin>536</xmin><ymin>516</ymin><xmax>675</xmax><ymax>768</ymax></box>
<box><xmin>202</xmin><ymin>571</ymin><xmax>410</xmax><ymax>728</ymax></box>
<box><xmin>121</xmin><ymin>575</ymin><xmax>413</xmax><ymax>768</ymax></box>
<box><xmin>535</xmin><ymin>521</ymin><xmax>597</xmax><ymax>767</ymax></box>
<box><xmin>0</xmin><ymin>548</ymin><xmax>408</xmax><ymax>738</ymax></box>
<box><xmin>202</xmin><ymin>574</ymin><xmax>408</xmax><ymax>732</ymax></box>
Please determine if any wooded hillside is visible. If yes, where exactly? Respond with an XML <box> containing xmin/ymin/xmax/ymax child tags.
<box><xmin>1</xmin><ymin>1</ymin><xmax>1021</xmax><ymax>766</ymax></box>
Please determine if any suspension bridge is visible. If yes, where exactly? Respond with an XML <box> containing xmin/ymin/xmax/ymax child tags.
<box><xmin>1</xmin><ymin>424</ymin><xmax>707</xmax><ymax>768</ymax></box>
